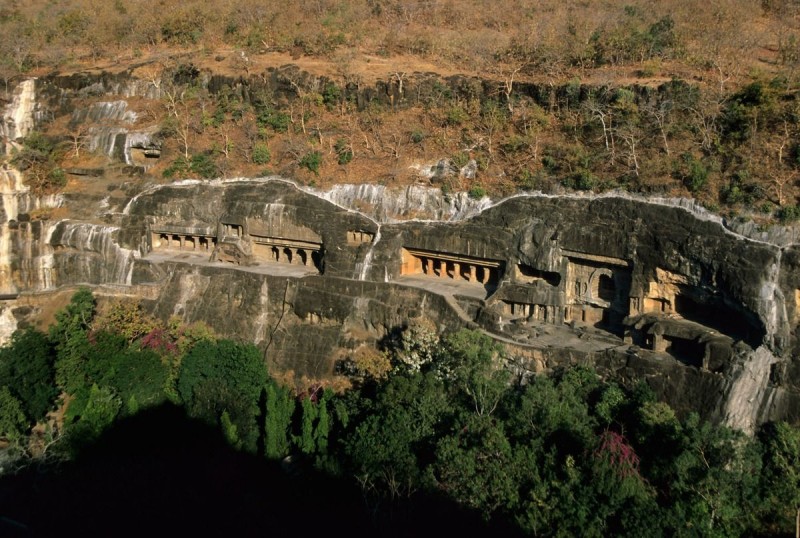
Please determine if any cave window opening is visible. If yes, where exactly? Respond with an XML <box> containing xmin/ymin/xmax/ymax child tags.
<box><xmin>598</xmin><ymin>274</ymin><xmax>616</xmax><ymax>302</ymax></box>
<box><xmin>311</xmin><ymin>251</ymin><xmax>323</xmax><ymax>272</ymax></box>
<box><xmin>517</xmin><ymin>264</ymin><xmax>562</xmax><ymax>286</ymax></box>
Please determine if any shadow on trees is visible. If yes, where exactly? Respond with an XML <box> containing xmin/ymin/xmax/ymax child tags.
<box><xmin>0</xmin><ymin>404</ymin><xmax>514</xmax><ymax>538</ymax></box>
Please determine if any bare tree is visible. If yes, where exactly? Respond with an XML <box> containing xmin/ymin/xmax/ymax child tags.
<box><xmin>68</xmin><ymin>123</ymin><xmax>89</xmax><ymax>158</ymax></box>
<box><xmin>685</xmin><ymin>91</ymin><xmax>725</xmax><ymax>152</ymax></box>
<box><xmin>501</xmin><ymin>64</ymin><xmax>524</xmax><ymax>112</ymax></box>
<box><xmin>618</xmin><ymin>125</ymin><xmax>642</xmax><ymax>178</ymax></box>
<box><xmin>646</xmin><ymin>100</ymin><xmax>673</xmax><ymax>156</ymax></box>
<box><xmin>389</xmin><ymin>71</ymin><xmax>408</xmax><ymax>109</ymax></box>
<box><xmin>584</xmin><ymin>98</ymin><xmax>616</xmax><ymax>164</ymax></box>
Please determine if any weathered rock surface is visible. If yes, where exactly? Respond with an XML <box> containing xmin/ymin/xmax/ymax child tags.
<box><xmin>0</xmin><ymin>76</ymin><xmax>798</xmax><ymax>433</ymax></box>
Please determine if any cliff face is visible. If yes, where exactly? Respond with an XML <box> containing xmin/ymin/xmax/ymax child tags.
<box><xmin>1</xmin><ymin>77</ymin><xmax>799</xmax><ymax>433</ymax></box>
<box><xmin>100</xmin><ymin>179</ymin><xmax>800</xmax><ymax>431</ymax></box>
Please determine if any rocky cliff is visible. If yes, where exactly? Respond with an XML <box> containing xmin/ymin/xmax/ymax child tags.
<box><xmin>1</xmin><ymin>77</ymin><xmax>798</xmax><ymax>434</ymax></box>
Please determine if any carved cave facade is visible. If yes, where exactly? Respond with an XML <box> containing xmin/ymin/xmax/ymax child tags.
<box><xmin>141</xmin><ymin>188</ymin><xmax>768</xmax><ymax>379</ymax></box>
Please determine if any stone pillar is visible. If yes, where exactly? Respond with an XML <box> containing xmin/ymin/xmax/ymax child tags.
<box><xmin>452</xmin><ymin>262</ymin><xmax>460</xmax><ymax>280</ymax></box>
<box><xmin>179</xmin><ymin>236</ymin><xmax>186</xmax><ymax>250</ymax></box>
<box><xmin>652</xmin><ymin>333</ymin><xmax>663</xmax><ymax>352</ymax></box>
<box><xmin>439</xmin><ymin>260</ymin><xmax>448</xmax><ymax>278</ymax></box>
<box><xmin>480</xmin><ymin>267</ymin><xmax>490</xmax><ymax>284</ymax></box>
<box><xmin>468</xmin><ymin>265</ymin><xmax>476</xmax><ymax>282</ymax></box>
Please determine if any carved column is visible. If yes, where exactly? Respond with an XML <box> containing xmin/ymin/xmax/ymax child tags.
<box><xmin>439</xmin><ymin>260</ymin><xmax>447</xmax><ymax>278</ymax></box>
<box><xmin>479</xmin><ymin>267</ymin><xmax>489</xmax><ymax>284</ymax></box>
<box><xmin>452</xmin><ymin>262</ymin><xmax>460</xmax><ymax>280</ymax></box>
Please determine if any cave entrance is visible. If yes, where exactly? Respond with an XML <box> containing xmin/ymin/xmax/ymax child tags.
<box><xmin>675</xmin><ymin>294</ymin><xmax>701</xmax><ymax>320</ymax></box>
<box><xmin>597</xmin><ymin>274</ymin><xmax>616</xmax><ymax>302</ymax></box>
<box><xmin>663</xmin><ymin>335</ymin><xmax>705</xmax><ymax>368</ymax></box>
<box><xmin>516</xmin><ymin>264</ymin><xmax>561</xmax><ymax>286</ymax></box>
<box><xmin>673</xmin><ymin>293</ymin><xmax>761</xmax><ymax>344</ymax></box>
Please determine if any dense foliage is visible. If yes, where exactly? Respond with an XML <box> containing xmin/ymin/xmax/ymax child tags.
<box><xmin>1</xmin><ymin>290</ymin><xmax>799</xmax><ymax>536</ymax></box>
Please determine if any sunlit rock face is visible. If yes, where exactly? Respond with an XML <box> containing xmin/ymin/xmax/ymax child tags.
<box><xmin>0</xmin><ymin>80</ymin><xmax>62</xmax><ymax>302</ymax></box>
<box><xmin>1</xmin><ymin>74</ymin><xmax>799</xmax><ymax>433</ymax></box>
<box><xmin>106</xmin><ymin>178</ymin><xmax>800</xmax><ymax>432</ymax></box>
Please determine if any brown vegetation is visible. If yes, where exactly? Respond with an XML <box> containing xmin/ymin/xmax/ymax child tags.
<box><xmin>3</xmin><ymin>1</ymin><xmax>800</xmax><ymax>220</ymax></box>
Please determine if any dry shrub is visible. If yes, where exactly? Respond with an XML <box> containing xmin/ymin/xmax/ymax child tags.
<box><xmin>350</xmin><ymin>346</ymin><xmax>392</xmax><ymax>381</ymax></box>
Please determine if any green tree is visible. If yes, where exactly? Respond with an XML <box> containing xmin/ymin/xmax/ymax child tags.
<box><xmin>103</xmin><ymin>348</ymin><xmax>169</xmax><ymax>414</ymax></box>
<box><xmin>252</xmin><ymin>143</ymin><xmax>271</xmax><ymax>165</ymax></box>
<box><xmin>297</xmin><ymin>395</ymin><xmax>318</xmax><ymax>455</ymax></box>
<box><xmin>299</xmin><ymin>151</ymin><xmax>322</xmax><ymax>174</ymax></box>
<box><xmin>50</xmin><ymin>288</ymin><xmax>96</xmax><ymax>393</ymax></box>
<box><xmin>178</xmin><ymin>339</ymin><xmax>267</xmax><ymax>452</ymax></box>
<box><xmin>659</xmin><ymin>413</ymin><xmax>762</xmax><ymax>536</ymax></box>
<box><xmin>0</xmin><ymin>386</ymin><xmax>29</xmax><ymax>444</ymax></box>
<box><xmin>433</xmin><ymin>415</ymin><xmax>520</xmax><ymax>519</ymax></box>
<box><xmin>314</xmin><ymin>389</ymin><xmax>332</xmax><ymax>453</ymax></box>
<box><xmin>345</xmin><ymin>371</ymin><xmax>450</xmax><ymax>500</ymax></box>
<box><xmin>264</xmin><ymin>380</ymin><xmax>295</xmax><ymax>459</ymax></box>
<box><xmin>0</xmin><ymin>328</ymin><xmax>58</xmax><ymax>422</ymax></box>
<box><xmin>293</xmin><ymin>388</ymin><xmax>333</xmax><ymax>456</ymax></box>
<box><xmin>438</xmin><ymin>329</ymin><xmax>509</xmax><ymax>417</ymax></box>
<box><xmin>220</xmin><ymin>410</ymin><xmax>242</xmax><ymax>450</ymax></box>
<box><xmin>65</xmin><ymin>384</ymin><xmax>121</xmax><ymax>451</ymax></box>
<box><xmin>760</xmin><ymin>421</ymin><xmax>800</xmax><ymax>536</ymax></box>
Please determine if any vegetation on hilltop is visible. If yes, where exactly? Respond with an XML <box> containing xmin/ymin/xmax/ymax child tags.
<box><xmin>3</xmin><ymin>1</ymin><xmax>800</xmax><ymax>220</ymax></box>
<box><xmin>0</xmin><ymin>0</ymin><xmax>789</xmax><ymax>81</ymax></box>
<box><xmin>1</xmin><ymin>289</ymin><xmax>800</xmax><ymax>535</ymax></box>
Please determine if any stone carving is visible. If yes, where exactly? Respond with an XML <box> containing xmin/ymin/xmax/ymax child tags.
<box><xmin>400</xmin><ymin>247</ymin><xmax>502</xmax><ymax>285</ymax></box>
<box><xmin>347</xmin><ymin>230</ymin><xmax>374</xmax><ymax>245</ymax></box>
